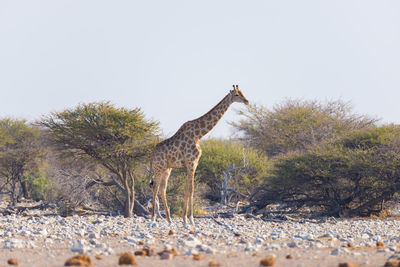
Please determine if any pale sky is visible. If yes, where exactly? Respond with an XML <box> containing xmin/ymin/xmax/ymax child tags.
<box><xmin>1</xmin><ymin>1</ymin><xmax>399</xmax><ymax>138</ymax></box>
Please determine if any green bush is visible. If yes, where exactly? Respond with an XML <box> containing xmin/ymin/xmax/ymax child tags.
<box><xmin>253</xmin><ymin>125</ymin><xmax>400</xmax><ymax>217</ymax></box>
<box><xmin>231</xmin><ymin>99</ymin><xmax>376</xmax><ymax>157</ymax></box>
<box><xmin>195</xmin><ymin>139</ymin><xmax>270</xmax><ymax>204</ymax></box>
<box><xmin>23</xmin><ymin>169</ymin><xmax>52</xmax><ymax>201</ymax></box>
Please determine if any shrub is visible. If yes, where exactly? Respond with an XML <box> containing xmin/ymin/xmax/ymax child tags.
<box><xmin>231</xmin><ymin>99</ymin><xmax>376</xmax><ymax>157</ymax></box>
<box><xmin>252</xmin><ymin>125</ymin><xmax>400</xmax><ymax>217</ymax></box>
<box><xmin>22</xmin><ymin>168</ymin><xmax>52</xmax><ymax>201</ymax></box>
<box><xmin>195</xmin><ymin>139</ymin><xmax>269</xmax><ymax>204</ymax></box>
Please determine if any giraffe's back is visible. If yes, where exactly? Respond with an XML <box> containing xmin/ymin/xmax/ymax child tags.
<box><xmin>152</xmin><ymin>136</ymin><xmax>186</xmax><ymax>170</ymax></box>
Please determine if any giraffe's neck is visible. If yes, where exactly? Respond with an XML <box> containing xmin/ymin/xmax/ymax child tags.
<box><xmin>191</xmin><ymin>93</ymin><xmax>233</xmax><ymax>139</ymax></box>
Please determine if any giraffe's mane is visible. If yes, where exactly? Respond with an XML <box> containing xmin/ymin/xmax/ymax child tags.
<box><xmin>189</xmin><ymin>92</ymin><xmax>230</xmax><ymax>123</ymax></box>
<box><xmin>167</xmin><ymin>92</ymin><xmax>230</xmax><ymax>139</ymax></box>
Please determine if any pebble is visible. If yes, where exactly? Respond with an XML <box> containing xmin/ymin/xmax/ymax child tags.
<box><xmin>184</xmin><ymin>237</ymin><xmax>202</xmax><ymax>247</ymax></box>
<box><xmin>71</xmin><ymin>239</ymin><xmax>89</xmax><ymax>254</ymax></box>
<box><xmin>331</xmin><ymin>247</ymin><xmax>349</xmax><ymax>255</ymax></box>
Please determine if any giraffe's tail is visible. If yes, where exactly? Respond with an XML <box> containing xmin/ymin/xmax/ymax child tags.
<box><xmin>148</xmin><ymin>161</ymin><xmax>154</xmax><ymax>188</ymax></box>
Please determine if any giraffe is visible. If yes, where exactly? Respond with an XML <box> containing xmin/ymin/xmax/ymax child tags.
<box><xmin>150</xmin><ymin>85</ymin><xmax>249</xmax><ymax>225</ymax></box>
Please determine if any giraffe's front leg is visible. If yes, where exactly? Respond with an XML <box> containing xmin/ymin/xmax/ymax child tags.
<box><xmin>183</xmin><ymin>181</ymin><xmax>191</xmax><ymax>225</ymax></box>
<box><xmin>185</xmin><ymin>162</ymin><xmax>197</xmax><ymax>225</ymax></box>
<box><xmin>188</xmin><ymin>178</ymin><xmax>195</xmax><ymax>225</ymax></box>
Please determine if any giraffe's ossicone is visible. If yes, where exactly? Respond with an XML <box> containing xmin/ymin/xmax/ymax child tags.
<box><xmin>150</xmin><ymin>85</ymin><xmax>249</xmax><ymax>225</ymax></box>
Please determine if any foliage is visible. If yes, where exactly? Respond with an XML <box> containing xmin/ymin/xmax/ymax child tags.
<box><xmin>231</xmin><ymin>99</ymin><xmax>377</xmax><ymax>157</ymax></box>
<box><xmin>252</xmin><ymin>125</ymin><xmax>400</xmax><ymax>217</ymax></box>
<box><xmin>0</xmin><ymin>118</ymin><xmax>44</xmax><ymax>205</ymax></box>
<box><xmin>195</xmin><ymin>139</ymin><xmax>269</xmax><ymax>204</ymax></box>
<box><xmin>39</xmin><ymin>102</ymin><xmax>159</xmax><ymax>217</ymax></box>
<box><xmin>22</xmin><ymin>168</ymin><xmax>52</xmax><ymax>201</ymax></box>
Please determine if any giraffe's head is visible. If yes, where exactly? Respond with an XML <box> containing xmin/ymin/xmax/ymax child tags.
<box><xmin>230</xmin><ymin>85</ymin><xmax>249</xmax><ymax>105</ymax></box>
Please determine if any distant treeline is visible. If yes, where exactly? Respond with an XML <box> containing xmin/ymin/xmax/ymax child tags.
<box><xmin>0</xmin><ymin>99</ymin><xmax>399</xmax><ymax>217</ymax></box>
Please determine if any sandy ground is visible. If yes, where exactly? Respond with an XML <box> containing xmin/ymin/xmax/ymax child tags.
<box><xmin>1</xmin><ymin>202</ymin><xmax>399</xmax><ymax>267</ymax></box>
<box><xmin>0</xmin><ymin>234</ymin><xmax>396</xmax><ymax>267</ymax></box>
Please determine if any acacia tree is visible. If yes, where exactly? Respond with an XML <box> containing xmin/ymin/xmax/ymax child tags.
<box><xmin>231</xmin><ymin>99</ymin><xmax>377</xmax><ymax>157</ymax></box>
<box><xmin>39</xmin><ymin>102</ymin><xmax>159</xmax><ymax>217</ymax></box>
<box><xmin>251</xmin><ymin>125</ymin><xmax>400</xmax><ymax>217</ymax></box>
<box><xmin>0</xmin><ymin>119</ymin><xmax>43</xmax><ymax>206</ymax></box>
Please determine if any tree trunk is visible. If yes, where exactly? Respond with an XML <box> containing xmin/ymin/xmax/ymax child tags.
<box><xmin>20</xmin><ymin>181</ymin><xmax>30</xmax><ymax>199</ymax></box>
<box><xmin>122</xmin><ymin>172</ymin><xmax>135</xmax><ymax>218</ymax></box>
<box><xmin>124</xmin><ymin>194</ymin><xmax>133</xmax><ymax>217</ymax></box>
<box><xmin>220</xmin><ymin>189</ymin><xmax>226</xmax><ymax>205</ymax></box>
<box><xmin>10</xmin><ymin>177</ymin><xmax>17</xmax><ymax>207</ymax></box>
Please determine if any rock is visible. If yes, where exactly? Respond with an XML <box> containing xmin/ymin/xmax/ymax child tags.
<box><xmin>88</xmin><ymin>232</ymin><xmax>99</xmax><ymax>239</ymax></box>
<box><xmin>168</xmin><ymin>229</ymin><xmax>174</xmax><ymax>235</ymax></box>
<box><xmin>377</xmin><ymin>241</ymin><xmax>385</xmax><ymax>248</ymax></box>
<box><xmin>184</xmin><ymin>237</ymin><xmax>202</xmax><ymax>248</ymax></box>
<box><xmin>95</xmin><ymin>243</ymin><xmax>106</xmax><ymax>249</ymax></box>
<box><xmin>192</xmin><ymin>254</ymin><xmax>203</xmax><ymax>261</ymax></box>
<box><xmin>245</xmin><ymin>242</ymin><xmax>254</xmax><ymax>251</ymax></box>
<box><xmin>158</xmin><ymin>247</ymin><xmax>178</xmax><ymax>256</ymax></box>
<box><xmin>361</xmin><ymin>233</ymin><xmax>369</xmax><ymax>239</ymax></box>
<box><xmin>286</xmin><ymin>254</ymin><xmax>294</xmax><ymax>259</ymax></box>
<box><xmin>160</xmin><ymin>252</ymin><xmax>174</xmax><ymax>260</ymax></box>
<box><xmin>104</xmin><ymin>247</ymin><xmax>114</xmax><ymax>255</ymax></box>
<box><xmin>64</xmin><ymin>254</ymin><xmax>92</xmax><ymax>266</ymax></box>
<box><xmin>95</xmin><ymin>255</ymin><xmax>104</xmax><ymax>260</ymax></box>
<box><xmin>19</xmin><ymin>230</ymin><xmax>32</xmax><ymax>236</ymax></box>
<box><xmin>34</xmin><ymin>228</ymin><xmax>48</xmax><ymax>236</ymax></box>
<box><xmin>7</xmin><ymin>258</ymin><xmax>19</xmax><ymax>265</ymax></box>
<box><xmin>71</xmin><ymin>240</ymin><xmax>89</xmax><ymax>254</ymax></box>
<box><xmin>384</xmin><ymin>261</ymin><xmax>400</xmax><ymax>267</ymax></box>
<box><xmin>338</xmin><ymin>263</ymin><xmax>358</xmax><ymax>267</ymax></box>
<box><xmin>185</xmin><ymin>248</ymin><xmax>200</xmax><ymax>256</ymax></box>
<box><xmin>197</xmin><ymin>244</ymin><xmax>215</xmax><ymax>254</ymax></box>
<box><xmin>208</xmin><ymin>260</ymin><xmax>221</xmax><ymax>267</ymax></box>
<box><xmin>143</xmin><ymin>246</ymin><xmax>156</xmax><ymax>256</ymax></box>
<box><xmin>3</xmin><ymin>239</ymin><xmax>25</xmax><ymax>249</ymax></box>
<box><xmin>331</xmin><ymin>247</ymin><xmax>349</xmax><ymax>256</ymax></box>
<box><xmin>134</xmin><ymin>250</ymin><xmax>147</xmax><ymax>256</ymax></box>
<box><xmin>118</xmin><ymin>252</ymin><xmax>137</xmax><ymax>265</ymax></box>
<box><xmin>260</xmin><ymin>255</ymin><xmax>276</xmax><ymax>266</ymax></box>
<box><xmin>265</xmin><ymin>243</ymin><xmax>281</xmax><ymax>250</ymax></box>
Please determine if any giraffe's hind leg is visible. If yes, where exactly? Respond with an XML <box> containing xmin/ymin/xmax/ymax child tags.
<box><xmin>159</xmin><ymin>168</ymin><xmax>172</xmax><ymax>223</ymax></box>
<box><xmin>151</xmin><ymin>172</ymin><xmax>162</xmax><ymax>221</ymax></box>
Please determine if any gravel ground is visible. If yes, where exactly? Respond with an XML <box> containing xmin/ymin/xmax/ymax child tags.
<box><xmin>1</xmin><ymin>208</ymin><xmax>400</xmax><ymax>267</ymax></box>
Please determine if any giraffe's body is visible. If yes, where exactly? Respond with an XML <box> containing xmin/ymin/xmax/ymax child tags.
<box><xmin>150</xmin><ymin>85</ymin><xmax>249</xmax><ymax>224</ymax></box>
